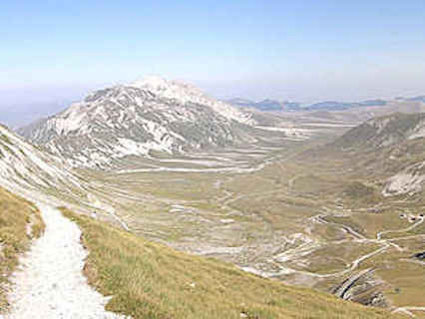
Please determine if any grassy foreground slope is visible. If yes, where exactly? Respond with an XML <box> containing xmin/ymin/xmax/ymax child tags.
<box><xmin>61</xmin><ymin>208</ymin><xmax>400</xmax><ymax>319</ymax></box>
<box><xmin>0</xmin><ymin>187</ymin><xmax>44</xmax><ymax>309</ymax></box>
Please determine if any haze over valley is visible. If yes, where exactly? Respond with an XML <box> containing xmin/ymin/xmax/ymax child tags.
<box><xmin>1</xmin><ymin>1</ymin><xmax>425</xmax><ymax>318</ymax></box>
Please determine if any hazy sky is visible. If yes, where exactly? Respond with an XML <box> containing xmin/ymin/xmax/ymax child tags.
<box><xmin>1</xmin><ymin>0</ymin><xmax>425</xmax><ymax>126</ymax></box>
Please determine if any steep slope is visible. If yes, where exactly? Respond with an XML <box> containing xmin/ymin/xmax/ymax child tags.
<box><xmin>0</xmin><ymin>123</ymin><xmax>133</xmax><ymax>229</ymax></box>
<box><xmin>0</xmin><ymin>124</ymin><xmax>82</xmax><ymax>195</ymax></box>
<box><xmin>325</xmin><ymin>113</ymin><xmax>425</xmax><ymax>196</ymax></box>
<box><xmin>60</xmin><ymin>207</ymin><xmax>400</xmax><ymax>319</ymax></box>
<box><xmin>331</xmin><ymin>112</ymin><xmax>425</xmax><ymax>150</ymax></box>
<box><xmin>19</xmin><ymin>77</ymin><xmax>255</xmax><ymax>168</ymax></box>
<box><xmin>384</xmin><ymin>160</ymin><xmax>425</xmax><ymax>196</ymax></box>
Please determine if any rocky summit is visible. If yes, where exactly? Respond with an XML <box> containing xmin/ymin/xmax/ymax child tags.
<box><xmin>19</xmin><ymin>76</ymin><xmax>255</xmax><ymax>168</ymax></box>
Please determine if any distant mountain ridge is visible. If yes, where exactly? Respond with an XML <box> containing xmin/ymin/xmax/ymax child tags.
<box><xmin>19</xmin><ymin>76</ymin><xmax>255</xmax><ymax>168</ymax></box>
<box><xmin>227</xmin><ymin>97</ymin><xmax>389</xmax><ymax>112</ymax></box>
<box><xmin>406</xmin><ymin>95</ymin><xmax>425</xmax><ymax>103</ymax></box>
<box><xmin>305</xmin><ymin>99</ymin><xmax>387</xmax><ymax>111</ymax></box>
<box><xmin>226</xmin><ymin>98</ymin><xmax>298</xmax><ymax>111</ymax></box>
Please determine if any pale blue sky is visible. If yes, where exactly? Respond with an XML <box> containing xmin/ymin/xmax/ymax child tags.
<box><xmin>1</xmin><ymin>0</ymin><xmax>425</xmax><ymax>126</ymax></box>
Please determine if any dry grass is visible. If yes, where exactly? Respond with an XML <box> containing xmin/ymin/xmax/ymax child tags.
<box><xmin>61</xmin><ymin>207</ymin><xmax>401</xmax><ymax>319</ymax></box>
<box><xmin>0</xmin><ymin>187</ymin><xmax>44</xmax><ymax>309</ymax></box>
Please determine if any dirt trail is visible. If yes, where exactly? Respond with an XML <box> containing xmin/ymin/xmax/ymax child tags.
<box><xmin>3</xmin><ymin>204</ymin><xmax>128</xmax><ymax>319</ymax></box>
<box><xmin>377</xmin><ymin>217</ymin><xmax>424</xmax><ymax>240</ymax></box>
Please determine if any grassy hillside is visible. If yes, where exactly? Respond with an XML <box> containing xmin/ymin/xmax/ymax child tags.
<box><xmin>0</xmin><ymin>187</ymin><xmax>44</xmax><ymax>309</ymax></box>
<box><xmin>331</xmin><ymin>112</ymin><xmax>425</xmax><ymax>150</ymax></box>
<box><xmin>61</xmin><ymin>208</ymin><xmax>400</xmax><ymax>319</ymax></box>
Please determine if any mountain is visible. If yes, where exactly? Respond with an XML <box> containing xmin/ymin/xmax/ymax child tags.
<box><xmin>19</xmin><ymin>76</ymin><xmax>255</xmax><ymax>168</ymax></box>
<box><xmin>228</xmin><ymin>97</ymin><xmax>388</xmax><ymax>112</ymax></box>
<box><xmin>225</xmin><ymin>98</ymin><xmax>256</xmax><ymax>108</ymax></box>
<box><xmin>384</xmin><ymin>159</ymin><xmax>425</xmax><ymax>196</ymax></box>
<box><xmin>406</xmin><ymin>95</ymin><xmax>425</xmax><ymax>103</ymax></box>
<box><xmin>226</xmin><ymin>98</ymin><xmax>284</xmax><ymax>111</ymax></box>
<box><xmin>304</xmin><ymin>99</ymin><xmax>387</xmax><ymax>111</ymax></box>
<box><xmin>331</xmin><ymin>112</ymin><xmax>425</xmax><ymax>150</ymax></box>
<box><xmin>0</xmin><ymin>124</ymin><xmax>81</xmax><ymax>197</ymax></box>
<box><xmin>226</xmin><ymin>98</ymin><xmax>302</xmax><ymax>111</ymax></box>
<box><xmin>252</xmin><ymin>99</ymin><xmax>283</xmax><ymax>111</ymax></box>
<box><xmin>327</xmin><ymin>112</ymin><xmax>425</xmax><ymax>196</ymax></box>
<box><xmin>282</xmin><ymin>101</ymin><xmax>302</xmax><ymax>111</ymax></box>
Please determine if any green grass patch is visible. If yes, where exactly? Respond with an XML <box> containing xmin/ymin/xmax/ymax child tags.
<box><xmin>61</xmin><ymin>207</ymin><xmax>399</xmax><ymax>319</ymax></box>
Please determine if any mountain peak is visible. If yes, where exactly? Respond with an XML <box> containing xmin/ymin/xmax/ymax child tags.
<box><xmin>131</xmin><ymin>75</ymin><xmax>190</xmax><ymax>90</ymax></box>
<box><xmin>130</xmin><ymin>75</ymin><xmax>204</xmax><ymax>102</ymax></box>
<box><xmin>128</xmin><ymin>76</ymin><xmax>254</xmax><ymax>124</ymax></box>
<box><xmin>18</xmin><ymin>77</ymin><xmax>255</xmax><ymax>168</ymax></box>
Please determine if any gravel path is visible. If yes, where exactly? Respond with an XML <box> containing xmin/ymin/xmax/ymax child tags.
<box><xmin>3</xmin><ymin>204</ymin><xmax>128</xmax><ymax>319</ymax></box>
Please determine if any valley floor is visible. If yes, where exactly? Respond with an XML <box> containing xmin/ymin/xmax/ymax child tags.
<box><xmin>71</xmin><ymin>135</ymin><xmax>425</xmax><ymax>316</ymax></box>
<box><xmin>4</xmin><ymin>111</ymin><xmax>425</xmax><ymax>317</ymax></box>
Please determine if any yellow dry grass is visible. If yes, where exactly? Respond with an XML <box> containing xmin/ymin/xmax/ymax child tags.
<box><xmin>0</xmin><ymin>187</ymin><xmax>44</xmax><ymax>309</ymax></box>
<box><xmin>61</xmin><ymin>207</ymin><xmax>401</xmax><ymax>319</ymax></box>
